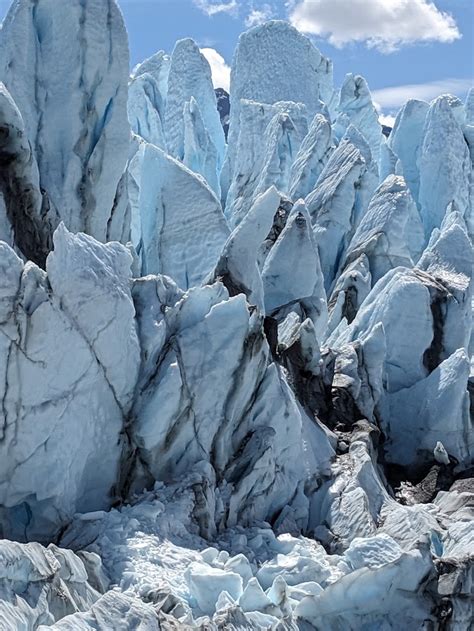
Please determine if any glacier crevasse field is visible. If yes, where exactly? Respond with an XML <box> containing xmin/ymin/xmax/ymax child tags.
<box><xmin>0</xmin><ymin>1</ymin><xmax>471</xmax><ymax>629</ymax></box>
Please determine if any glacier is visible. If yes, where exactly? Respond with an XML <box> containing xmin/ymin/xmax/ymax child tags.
<box><xmin>0</xmin><ymin>2</ymin><xmax>472</xmax><ymax>629</ymax></box>
<box><xmin>0</xmin><ymin>0</ymin><xmax>131</xmax><ymax>257</ymax></box>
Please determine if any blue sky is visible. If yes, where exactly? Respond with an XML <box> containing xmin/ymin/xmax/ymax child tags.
<box><xmin>0</xmin><ymin>0</ymin><xmax>472</xmax><ymax>122</ymax></box>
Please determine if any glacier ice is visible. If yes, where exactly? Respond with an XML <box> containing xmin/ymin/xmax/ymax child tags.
<box><xmin>261</xmin><ymin>200</ymin><xmax>328</xmax><ymax>341</ymax></box>
<box><xmin>0</xmin><ymin>5</ymin><xmax>472</xmax><ymax>630</ymax></box>
<box><xmin>338</xmin><ymin>174</ymin><xmax>425</xmax><ymax>288</ymax></box>
<box><xmin>0</xmin><ymin>0</ymin><xmax>131</xmax><ymax>254</ymax></box>
<box><xmin>387</xmin><ymin>98</ymin><xmax>429</xmax><ymax>207</ymax></box>
<box><xmin>132</xmin><ymin>50</ymin><xmax>171</xmax><ymax>93</ymax></box>
<box><xmin>418</xmin><ymin>95</ymin><xmax>471</xmax><ymax>238</ymax></box>
<box><xmin>130</xmin><ymin>142</ymin><xmax>229</xmax><ymax>287</ymax></box>
<box><xmin>0</xmin><ymin>225</ymin><xmax>140</xmax><ymax>542</ymax></box>
<box><xmin>183</xmin><ymin>96</ymin><xmax>221</xmax><ymax>197</ymax></box>
<box><xmin>0</xmin><ymin>82</ymin><xmax>50</xmax><ymax>262</ymax></box>
<box><xmin>225</xmin><ymin>20</ymin><xmax>331</xmax><ymax>157</ymax></box>
<box><xmin>333</xmin><ymin>73</ymin><xmax>383</xmax><ymax>167</ymax></box>
<box><xmin>385</xmin><ymin>348</ymin><xmax>471</xmax><ymax>469</ymax></box>
<box><xmin>307</xmin><ymin>125</ymin><xmax>378</xmax><ymax>291</ymax></box>
<box><xmin>165</xmin><ymin>39</ymin><xmax>225</xmax><ymax>180</ymax></box>
<box><xmin>0</xmin><ymin>540</ymin><xmax>102</xmax><ymax>628</ymax></box>
<box><xmin>128</xmin><ymin>51</ymin><xmax>170</xmax><ymax>149</ymax></box>
<box><xmin>128</xmin><ymin>71</ymin><xmax>167</xmax><ymax>150</ymax></box>
<box><xmin>223</xmin><ymin>20</ymin><xmax>333</xmax><ymax>205</ymax></box>
<box><xmin>212</xmin><ymin>186</ymin><xmax>282</xmax><ymax>311</ymax></box>
<box><xmin>289</xmin><ymin>113</ymin><xmax>334</xmax><ymax>201</ymax></box>
<box><xmin>225</xmin><ymin>99</ymin><xmax>309</xmax><ymax>225</ymax></box>
<box><xmin>465</xmin><ymin>87</ymin><xmax>474</xmax><ymax>163</ymax></box>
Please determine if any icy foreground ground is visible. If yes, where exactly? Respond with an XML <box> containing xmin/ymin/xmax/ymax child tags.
<box><xmin>0</xmin><ymin>1</ymin><xmax>472</xmax><ymax>628</ymax></box>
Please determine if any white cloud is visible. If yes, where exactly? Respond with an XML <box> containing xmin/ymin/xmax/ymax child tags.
<box><xmin>289</xmin><ymin>0</ymin><xmax>461</xmax><ymax>52</ymax></box>
<box><xmin>372</xmin><ymin>78</ymin><xmax>473</xmax><ymax>110</ymax></box>
<box><xmin>201</xmin><ymin>47</ymin><xmax>231</xmax><ymax>91</ymax></box>
<box><xmin>245</xmin><ymin>3</ymin><xmax>275</xmax><ymax>28</ymax></box>
<box><xmin>193</xmin><ymin>0</ymin><xmax>238</xmax><ymax>17</ymax></box>
<box><xmin>378</xmin><ymin>113</ymin><xmax>396</xmax><ymax>128</ymax></box>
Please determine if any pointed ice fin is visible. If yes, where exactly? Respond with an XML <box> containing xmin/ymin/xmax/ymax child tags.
<box><xmin>388</xmin><ymin>99</ymin><xmax>429</xmax><ymax>207</ymax></box>
<box><xmin>212</xmin><ymin>186</ymin><xmax>281</xmax><ymax>310</ymax></box>
<box><xmin>333</xmin><ymin>74</ymin><xmax>382</xmax><ymax>166</ymax></box>
<box><xmin>262</xmin><ymin>200</ymin><xmax>328</xmax><ymax>340</ymax></box>
<box><xmin>0</xmin><ymin>0</ymin><xmax>131</xmax><ymax>243</ymax></box>
<box><xmin>418</xmin><ymin>95</ymin><xmax>470</xmax><ymax>238</ymax></box>
<box><xmin>289</xmin><ymin>113</ymin><xmax>334</xmax><ymax>201</ymax></box>
<box><xmin>165</xmin><ymin>38</ymin><xmax>225</xmax><ymax>170</ymax></box>
<box><xmin>136</xmin><ymin>144</ymin><xmax>229</xmax><ymax>289</ymax></box>
<box><xmin>306</xmin><ymin>125</ymin><xmax>378</xmax><ymax>291</ymax></box>
<box><xmin>183</xmin><ymin>96</ymin><xmax>220</xmax><ymax>197</ymax></box>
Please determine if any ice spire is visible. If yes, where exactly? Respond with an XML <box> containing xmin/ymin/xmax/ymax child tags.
<box><xmin>289</xmin><ymin>113</ymin><xmax>334</xmax><ymax>201</ymax></box>
<box><xmin>306</xmin><ymin>125</ymin><xmax>378</xmax><ymax>291</ymax></box>
<box><xmin>333</xmin><ymin>74</ymin><xmax>382</xmax><ymax>167</ymax></box>
<box><xmin>387</xmin><ymin>99</ymin><xmax>429</xmax><ymax>207</ymax></box>
<box><xmin>164</xmin><ymin>38</ymin><xmax>225</xmax><ymax>175</ymax></box>
<box><xmin>418</xmin><ymin>95</ymin><xmax>470</xmax><ymax>238</ymax></box>
<box><xmin>223</xmin><ymin>20</ymin><xmax>333</xmax><ymax>204</ymax></box>
<box><xmin>0</xmin><ymin>0</ymin><xmax>131</xmax><ymax>248</ymax></box>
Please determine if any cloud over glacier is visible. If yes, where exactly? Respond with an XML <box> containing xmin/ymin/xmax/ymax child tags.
<box><xmin>289</xmin><ymin>0</ymin><xmax>461</xmax><ymax>52</ymax></box>
<box><xmin>372</xmin><ymin>77</ymin><xmax>474</xmax><ymax>109</ymax></box>
<box><xmin>201</xmin><ymin>47</ymin><xmax>231</xmax><ymax>90</ymax></box>
<box><xmin>245</xmin><ymin>3</ymin><xmax>275</xmax><ymax>27</ymax></box>
<box><xmin>193</xmin><ymin>0</ymin><xmax>238</xmax><ymax>16</ymax></box>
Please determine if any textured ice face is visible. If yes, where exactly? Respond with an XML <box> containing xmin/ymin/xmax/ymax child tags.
<box><xmin>333</xmin><ymin>73</ymin><xmax>382</xmax><ymax>167</ymax></box>
<box><xmin>132</xmin><ymin>50</ymin><xmax>171</xmax><ymax>95</ymax></box>
<box><xmin>418</xmin><ymin>95</ymin><xmax>471</xmax><ymax>238</ymax></box>
<box><xmin>0</xmin><ymin>82</ymin><xmax>50</xmax><ymax>263</ymax></box>
<box><xmin>223</xmin><ymin>20</ymin><xmax>333</xmax><ymax>204</ymax></box>
<box><xmin>131</xmin><ymin>142</ymin><xmax>229</xmax><ymax>288</ymax></box>
<box><xmin>0</xmin><ymin>225</ymin><xmax>140</xmax><ymax>542</ymax></box>
<box><xmin>0</xmin><ymin>8</ymin><xmax>472</xmax><ymax>631</ymax></box>
<box><xmin>225</xmin><ymin>99</ymin><xmax>309</xmax><ymax>225</ymax></box>
<box><xmin>339</xmin><ymin>174</ymin><xmax>425</xmax><ymax>287</ymax></box>
<box><xmin>0</xmin><ymin>0</ymin><xmax>131</xmax><ymax>252</ymax></box>
<box><xmin>262</xmin><ymin>200</ymin><xmax>328</xmax><ymax>341</ymax></box>
<box><xmin>307</xmin><ymin>125</ymin><xmax>378</xmax><ymax>292</ymax></box>
<box><xmin>128</xmin><ymin>72</ymin><xmax>167</xmax><ymax>150</ymax></box>
<box><xmin>388</xmin><ymin>99</ymin><xmax>429</xmax><ymax>207</ymax></box>
<box><xmin>0</xmin><ymin>540</ymin><xmax>103</xmax><ymax>628</ymax></box>
<box><xmin>289</xmin><ymin>113</ymin><xmax>334</xmax><ymax>201</ymax></box>
<box><xmin>165</xmin><ymin>39</ymin><xmax>225</xmax><ymax>174</ymax></box>
<box><xmin>128</xmin><ymin>278</ymin><xmax>329</xmax><ymax>530</ymax></box>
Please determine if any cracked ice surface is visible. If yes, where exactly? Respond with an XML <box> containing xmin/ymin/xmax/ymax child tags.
<box><xmin>0</xmin><ymin>225</ymin><xmax>140</xmax><ymax>542</ymax></box>
<box><xmin>0</xmin><ymin>0</ymin><xmax>131</xmax><ymax>255</ymax></box>
<box><xmin>0</xmin><ymin>3</ymin><xmax>472</xmax><ymax>630</ymax></box>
